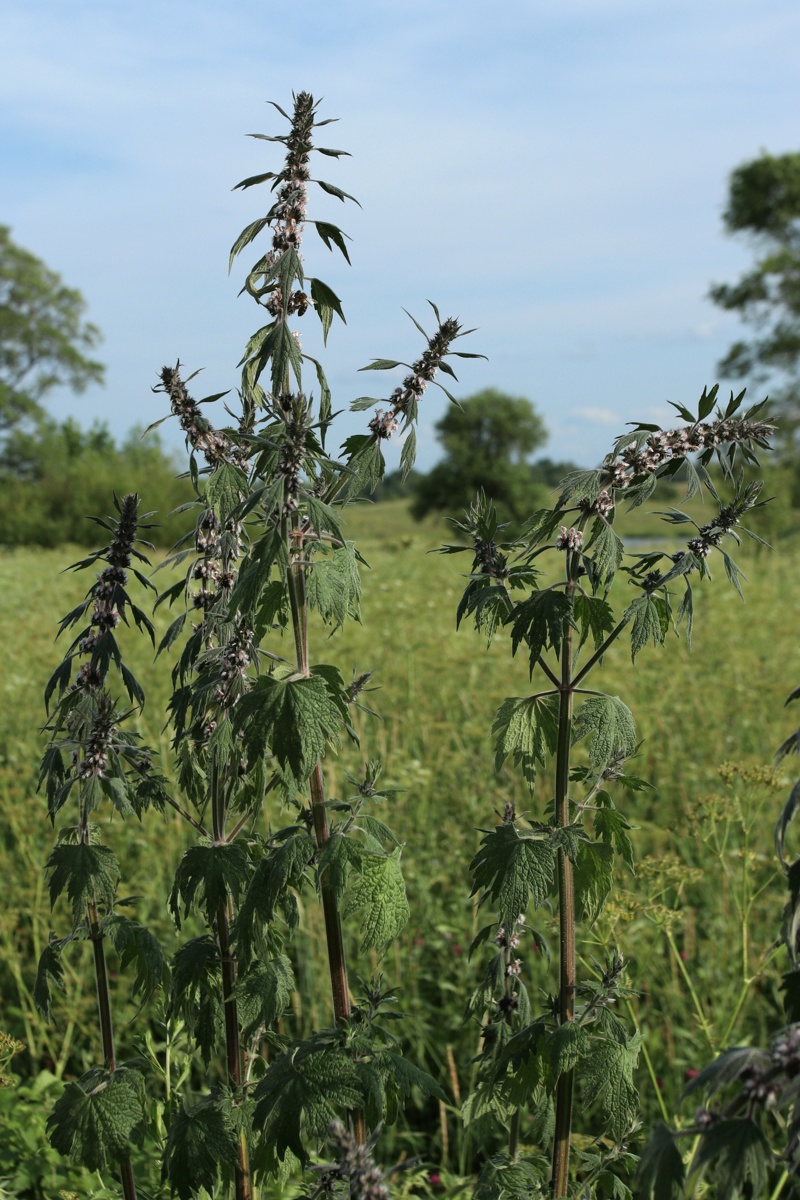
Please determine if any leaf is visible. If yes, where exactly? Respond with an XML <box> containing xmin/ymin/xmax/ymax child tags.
<box><xmin>400</xmin><ymin>427</ymin><xmax>417</xmax><ymax>478</ymax></box>
<box><xmin>509</xmin><ymin>589</ymin><xmax>573</xmax><ymax>674</ymax></box>
<box><xmin>595</xmin><ymin>800</ymin><xmax>635</xmax><ymax>872</ymax></box>
<box><xmin>470</xmin><ymin>823</ymin><xmax>556</xmax><ymax>929</ymax></box>
<box><xmin>587</xmin><ymin>522</ymin><xmax>625</xmax><ymax>589</ymax></box>
<box><xmin>581</xmin><ymin>1030</ymin><xmax>641</xmax><ymax>1140</ymax></box>
<box><xmin>47</xmin><ymin>1066</ymin><xmax>146</xmax><ymax>1172</ymax></box>
<box><xmin>103</xmin><ymin>914</ymin><xmax>166</xmax><ymax>1006</ymax></box>
<box><xmin>340</xmin><ymin>434</ymin><xmax>386</xmax><ymax>496</ymax></box>
<box><xmin>235</xmin><ymin>955</ymin><xmax>295</xmax><ymax>1040</ymax></box>
<box><xmin>635</xmin><ymin>1121</ymin><xmax>686</xmax><ymax>1200</ymax></box>
<box><xmin>163</xmin><ymin>1091</ymin><xmax>242</xmax><ymax>1200</ymax></box>
<box><xmin>474</xmin><ymin>1154</ymin><xmax>548</xmax><ymax>1200</ymax></box>
<box><xmin>492</xmin><ymin>693</ymin><xmax>560</xmax><ymax>790</ymax></box>
<box><xmin>229</xmin><ymin>216</ymin><xmax>269</xmax><ymax>270</ymax></box>
<box><xmin>316</xmin><ymin>831</ymin><xmax>364</xmax><ymax>903</ymax></box>
<box><xmin>693</xmin><ymin>1118</ymin><xmax>771</xmax><ymax>1200</ymax></box>
<box><xmin>545</xmin><ymin>1023</ymin><xmax>589</xmax><ymax>1089</ymax></box>
<box><xmin>572</xmin><ymin>696</ymin><xmax>636</xmax><ymax>769</ymax></box>
<box><xmin>309</xmin><ymin>277</ymin><xmax>345</xmax><ymax>344</ymax></box>
<box><xmin>169</xmin><ymin>842</ymin><xmax>250</xmax><ymax>927</ymax></box>
<box><xmin>169</xmin><ymin>935</ymin><xmax>222</xmax><ymax>1063</ymax></box>
<box><xmin>312</xmin><ymin>220</ymin><xmax>352</xmax><ymax>264</ymax></box>
<box><xmin>253</xmin><ymin>1046</ymin><xmax>362</xmax><ymax>1164</ymax></box>
<box><xmin>235</xmin><ymin>674</ymin><xmax>342</xmax><ymax>782</ymax></box>
<box><xmin>574</xmin><ymin>594</ymin><xmax>615</xmax><ymax>650</ymax></box>
<box><xmin>574</xmin><ymin>841</ymin><xmax>614</xmax><ymax>923</ymax></box>
<box><xmin>306</xmin><ymin>542</ymin><xmax>361</xmax><ymax>629</ymax></box>
<box><xmin>235</xmin><ymin>831</ymin><xmax>311</xmax><ymax>960</ymax></box>
<box><xmin>375</xmin><ymin>1050</ymin><xmax>447</xmax><ymax>1103</ymax></box>
<box><xmin>205</xmin><ymin>463</ymin><xmax>248</xmax><ymax>517</ymax></box>
<box><xmin>45</xmin><ymin>842</ymin><xmax>120</xmax><ymax>920</ymax></box>
<box><xmin>343</xmin><ymin>849</ymin><xmax>410</xmax><ymax>951</ymax></box>
<box><xmin>34</xmin><ymin>937</ymin><xmax>66</xmax><ymax>1021</ymax></box>
<box><xmin>625</xmin><ymin>595</ymin><xmax>668</xmax><ymax>662</ymax></box>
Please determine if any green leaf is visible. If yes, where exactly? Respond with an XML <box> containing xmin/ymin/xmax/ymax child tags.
<box><xmin>340</xmin><ymin>434</ymin><xmax>385</xmax><ymax>496</ymax></box>
<box><xmin>229</xmin><ymin>216</ymin><xmax>269</xmax><ymax>270</ymax></box>
<box><xmin>492</xmin><ymin>693</ymin><xmax>560</xmax><ymax>789</ymax></box>
<box><xmin>235</xmin><ymin>832</ymin><xmax>311</xmax><ymax>960</ymax></box>
<box><xmin>574</xmin><ymin>594</ymin><xmax>615</xmax><ymax>650</ymax></box>
<box><xmin>205</xmin><ymin>462</ymin><xmax>248</xmax><ymax>517</ymax></box>
<box><xmin>309</xmin><ymin>277</ymin><xmax>345</xmax><ymax>344</ymax></box>
<box><xmin>581</xmin><ymin>1030</ymin><xmax>641</xmax><ymax>1140</ymax></box>
<box><xmin>635</xmin><ymin>1121</ymin><xmax>686</xmax><ymax>1200</ymax></box>
<box><xmin>375</xmin><ymin>1050</ymin><xmax>447</xmax><ymax>1103</ymax></box>
<box><xmin>103</xmin><ymin>914</ymin><xmax>166</xmax><ymax>1007</ymax></box>
<box><xmin>34</xmin><ymin>937</ymin><xmax>66</xmax><ymax>1021</ymax></box>
<box><xmin>235</xmin><ymin>674</ymin><xmax>342</xmax><ymax>782</ymax></box>
<box><xmin>47</xmin><ymin>1066</ymin><xmax>146</xmax><ymax>1172</ymax></box>
<box><xmin>509</xmin><ymin>588</ymin><xmax>573</xmax><ymax>674</ymax></box>
<box><xmin>163</xmin><ymin>1091</ymin><xmax>242</xmax><ymax>1200</ymax></box>
<box><xmin>474</xmin><ymin>1154</ymin><xmax>548</xmax><ymax>1200</ymax></box>
<box><xmin>594</xmin><ymin>799</ymin><xmax>635</xmax><ymax>872</ymax></box>
<box><xmin>312</xmin><ymin>220</ymin><xmax>352</xmax><ymax>264</ymax></box>
<box><xmin>470</xmin><ymin>823</ymin><xmax>556</xmax><ymax>929</ymax></box>
<box><xmin>625</xmin><ymin>595</ymin><xmax>668</xmax><ymax>661</ymax></box>
<box><xmin>235</xmin><ymin>955</ymin><xmax>295</xmax><ymax>1040</ymax></box>
<box><xmin>316</xmin><ymin>831</ymin><xmax>364</xmax><ymax>903</ymax></box>
<box><xmin>169</xmin><ymin>935</ymin><xmax>222</xmax><ymax>1063</ymax></box>
<box><xmin>45</xmin><ymin>842</ymin><xmax>120</xmax><ymax>920</ymax></box>
<box><xmin>545</xmin><ymin>1023</ymin><xmax>590</xmax><ymax>1089</ymax></box>
<box><xmin>694</xmin><ymin>1118</ymin><xmax>771</xmax><ymax>1200</ymax></box>
<box><xmin>572</xmin><ymin>696</ymin><xmax>636</xmax><ymax>769</ymax></box>
<box><xmin>574</xmin><ymin>841</ymin><xmax>614</xmax><ymax>923</ymax></box>
<box><xmin>253</xmin><ymin>1046</ymin><xmax>362</xmax><ymax>1165</ymax></box>
<box><xmin>306</xmin><ymin>542</ymin><xmax>361</xmax><ymax>629</ymax></box>
<box><xmin>587</xmin><ymin>521</ymin><xmax>624</xmax><ymax>589</ymax></box>
<box><xmin>343</xmin><ymin>848</ymin><xmax>410</xmax><ymax>951</ymax></box>
<box><xmin>400</xmin><ymin>428</ymin><xmax>417</xmax><ymax>478</ymax></box>
<box><xmin>169</xmin><ymin>842</ymin><xmax>250</xmax><ymax>927</ymax></box>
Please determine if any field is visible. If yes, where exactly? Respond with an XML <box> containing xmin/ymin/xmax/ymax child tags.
<box><xmin>1</xmin><ymin>496</ymin><xmax>799</xmax><ymax>1195</ymax></box>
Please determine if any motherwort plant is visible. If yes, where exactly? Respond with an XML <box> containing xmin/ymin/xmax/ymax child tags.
<box><xmin>440</xmin><ymin>388</ymin><xmax>773</xmax><ymax>1197</ymax></box>
<box><xmin>36</xmin><ymin>93</ymin><xmax>480</xmax><ymax>1199</ymax></box>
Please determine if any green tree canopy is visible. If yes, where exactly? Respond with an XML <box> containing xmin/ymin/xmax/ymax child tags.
<box><xmin>710</xmin><ymin>152</ymin><xmax>800</xmax><ymax>433</ymax></box>
<box><xmin>410</xmin><ymin>388</ymin><xmax>549</xmax><ymax>526</ymax></box>
<box><xmin>0</xmin><ymin>226</ymin><xmax>104</xmax><ymax>432</ymax></box>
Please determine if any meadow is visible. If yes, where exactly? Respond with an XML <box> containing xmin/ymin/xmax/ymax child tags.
<box><xmin>1</xmin><ymin>495</ymin><xmax>798</xmax><ymax>1196</ymax></box>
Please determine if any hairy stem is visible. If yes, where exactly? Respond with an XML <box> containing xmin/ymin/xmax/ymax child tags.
<box><xmin>286</xmin><ymin>514</ymin><xmax>365</xmax><ymax>1144</ymax></box>
<box><xmin>551</xmin><ymin>553</ymin><xmax>578</xmax><ymax>1198</ymax></box>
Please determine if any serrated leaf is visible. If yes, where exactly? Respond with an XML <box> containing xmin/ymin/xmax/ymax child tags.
<box><xmin>206</xmin><ymin>463</ymin><xmax>248</xmax><ymax>517</ymax></box>
<box><xmin>400</xmin><ymin>427</ymin><xmax>416</xmax><ymax>478</ymax></box>
<box><xmin>545</xmin><ymin>1023</ymin><xmax>589</xmax><ymax>1089</ymax></box>
<box><xmin>46</xmin><ymin>842</ymin><xmax>120</xmax><ymax>920</ymax></box>
<box><xmin>574</xmin><ymin>841</ymin><xmax>614</xmax><ymax>923</ymax></box>
<box><xmin>625</xmin><ymin>595</ymin><xmax>668</xmax><ymax>662</ymax></box>
<box><xmin>47</xmin><ymin>1066</ymin><xmax>146</xmax><ymax>1172</ymax></box>
<box><xmin>169</xmin><ymin>842</ymin><xmax>250</xmax><ymax>927</ymax></box>
<box><xmin>235</xmin><ymin>832</ymin><xmax>311</xmax><ymax>960</ymax></box>
<box><xmin>581</xmin><ymin>1030</ymin><xmax>641</xmax><ymax>1140</ymax></box>
<box><xmin>316</xmin><ymin>832</ymin><xmax>363</xmax><ymax>904</ymax></box>
<box><xmin>574</xmin><ymin>594</ymin><xmax>615</xmax><ymax>650</ymax></box>
<box><xmin>595</xmin><ymin>801</ymin><xmax>635</xmax><ymax>872</ymax></box>
<box><xmin>163</xmin><ymin>1091</ymin><xmax>241</xmax><ymax>1200</ymax></box>
<box><xmin>694</xmin><ymin>1118</ymin><xmax>771</xmax><ymax>1200</ymax></box>
<box><xmin>253</xmin><ymin>1046</ymin><xmax>362</xmax><ymax>1164</ymax></box>
<box><xmin>635</xmin><ymin>1121</ymin><xmax>686</xmax><ymax>1200</ymax></box>
<box><xmin>104</xmin><ymin>914</ymin><xmax>166</xmax><ymax>1006</ymax></box>
<box><xmin>492</xmin><ymin>693</ymin><xmax>559</xmax><ymax>790</ymax></box>
<box><xmin>306</xmin><ymin>542</ymin><xmax>361</xmax><ymax>629</ymax></box>
<box><xmin>470</xmin><ymin>823</ymin><xmax>556</xmax><ymax>929</ymax></box>
<box><xmin>375</xmin><ymin>1050</ymin><xmax>447</xmax><ymax>1102</ymax></box>
<box><xmin>235</xmin><ymin>674</ymin><xmax>342</xmax><ymax>782</ymax></box>
<box><xmin>309</xmin><ymin>277</ymin><xmax>345</xmax><ymax>345</ymax></box>
<box><xmin>572</xmin><ymin>696</ymin><xmax>636</xmax><ymax>769</ymax></box>
<box><xmin>235</xmin><ymin>955</ymin><xmax>295</xmax><ymax>1040</ymax></box>
<box><xmin>587</xmin><ymin>521</ymin><xmax>624</xmax><ymax>588</ymax></box>
<box><xmin>340</xmin><ymin>435</ymin><xmax>385</xmax><ymax>496</ymax></box>
<box><xmin>169</xmin><ymin>935</ymin><xmax>222</xmax><ymax>1063</ymax></box>
<box><xmin>343</xmin><ymin>849</ymin><xmax>409</xmax><ymax>951</ymax></box>
<box><xmin>34</xmin><ymin>938</ymin><xmax>66</xmax><ymax>1021</ymax></box>
<box><xmin>509</xmin><ymin>588</ymin><xmax>573</xmax><ymax>673</ymax></box>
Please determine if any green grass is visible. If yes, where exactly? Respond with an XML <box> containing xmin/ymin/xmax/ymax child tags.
<box><xmin>1</xmin><ymin>496</ymin><xmax>798</xmax><ymax>1186</ymax></box>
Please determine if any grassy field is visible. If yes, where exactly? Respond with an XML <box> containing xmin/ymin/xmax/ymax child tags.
<box><xmin>1</xmin><ymin>495</ymin><xmax>799</xmax><ymax>1189</ymax></box>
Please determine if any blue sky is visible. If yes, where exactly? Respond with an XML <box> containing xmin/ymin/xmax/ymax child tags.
<box><xmin>3</xmin><ymin>0</ymin><xmax>799</xmax><ymax>471</ymax></box>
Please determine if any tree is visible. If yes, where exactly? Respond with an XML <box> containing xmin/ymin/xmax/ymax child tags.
<box><xmin>0</xmin><ymin>226</ymin><xmax>104</xmax><ymax>432</ymax></box>
<box><xmin>410</xmin><ymin>388</ymin><xmax>549</xmax><ymax>525</ymax></box>
<box><xmin>710</xmin><ymin>152</ymin><xmax>800</xmax><ymax>433</ymax></box>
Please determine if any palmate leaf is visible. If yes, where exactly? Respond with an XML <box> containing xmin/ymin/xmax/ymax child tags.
<box><xmin>103</xmin><ymin>913</ymin><xmax>166</xmax><ymax>1006</ymax></box>
<box><xmin>234</xmin><ymin>955</ymin><xmax>295</xmax><ymax>1040</ymax></box>
<box><xmin>492</xmin><ymin>693</ymin><xmax>559</xmax><ymax>789</ymax></box>
<box><xmin>509</xmin><ymin>588</ymin><xmax>573</xmax><ymax>674</ymax></box>
<box><xmin>544</xmin><ymin>1022</ymin><xmax>590</xmax><ymax>1090</ymax></box>
<box><xmin>574</xmin><ymin>594</ymin><xmax>615</xmax><ymax>650</ymax></box>
<box><xmin>236</xmin><ymin>673</ymin><xmax>343</xmax><ymax>782</ymax></box>
<box><xmin>470</xmin><ymin>823</ymin><xmax>556</xmax><ymax>930</ymax></box>
<box><xmin>581</xmin><ymin>1029</ymin><xmax>641</xmax><ymax>1141</ymax></box>
<box><xmin>234</xmin><ymin>830</ymin><xmax>312</xmax><ymax>961</ymax></box>
<box><xmin>169</xmin><ymin>842</ymin><xmax>250</xmax><ymax>928</ymax></box>
<box><xmin>343</xmin><ymin>849</ymin><xmax>410</xmax><ymax>951</ymax></box>
<box><xmin>625</xmin><ymin>595</ymin><xmax>669</xmax><ymax>662</ymax></box>
<box><xmin>47</xmin><ymin>1066</ymin><xmax>146</xmax><ymax>1172</ymax></box>
<box><xmin>572</xmin><ymin>695</ymin><xmax>636</xmax><ymax>769</ymax></box>
<box><xmin>163</xmin><ymin>1090</ymin><xmax>242</xmax><ymax>1200</ymax></box>
<box><xmin>574</xmin><ymin>841</ymin><xmax>614</xmax><ymax>923</ymax></box>
<box><xmin>46</xmin><ymin>842</ymin><xmax>120</xmax><ymax>920</ymax></box>
<box><xmin>635</xmin><ymin>1121</ymin><xmax>686</xmax><ymax>1200</ymax></box>
<box><xmin>694</xmin><ymin>1118</ymin><xmax>771</xmax><ymax>1200</ymax></box>
<box><xmin>253</xmin><ymin>1046</ymin><xmax>362</xmax><ymax>1165</ymax></box>
<box><xmin>169</xmin><ymin>935</ymin><xmax>222</xmax><ymax>1063</ymax></box>
<box><xmin>306</xmin><ymin>542</ymin><xmax>361</xmax><ymax>628</ymax></box>
<box><xmin>340</xmin><ymin>434</ymin><xmax>386</xmax><ymax>496</ymax></box>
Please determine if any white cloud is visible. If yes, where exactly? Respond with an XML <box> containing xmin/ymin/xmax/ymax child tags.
<box><xmin>573</xmin><ymin>406</ymin><xmax>621</xmax><ymax>427</ymax></box>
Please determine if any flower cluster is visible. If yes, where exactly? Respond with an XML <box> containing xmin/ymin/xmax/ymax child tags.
<box><xmin>371</xmin><ymin>316</ymin><xmax>463</xmax><ymax>441</ymax></box>
<box><xmin>556</xmin><ymin>525</ymin><xmax>583</xmax><ymax>552</ymax></box>
<box><xmin>73</xmin><ymin>494</ymin><xmax>142</xmax><ymax>679</ymax></box>
<box><xmin>155</xmin><ymin>364</ymin><xmax>237</xmax><ymax>467</ymax></box>
<box><xmin>214</xmin><ymin>623</ymin><xmax>256</xmax><ymax>709</ymax></box>
<box><xmin>473</xmin><ymin>537</ymin><xmax>509</xmax><ymax>580</ymax></box>
<box><xmin>323</xmin><ymin>1120</ymin><xmax>391</xmax><ymax>1200</ymax></box>
<box><xmin>76</xmin><ymin>694</ymin><xmax>116</xmax><ymax>780</ymax></box>
<box><xmin>600</xmin><ymin>413</ymin><xmax>772</xmax><ymax>492</ymax></box>
<box><xmin>268</xmin><ymin>91</ymin><xmax>313</xmax><ymax>261</ymax></box>
<box><xmin>278</xmin><ymin>394</ymin><xmax>311</xmax><ymax>515</ymax></box>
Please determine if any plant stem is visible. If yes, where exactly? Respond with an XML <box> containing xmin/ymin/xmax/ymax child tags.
<box><xmin>211</xmin><ymin>754</ymin><xmax>253</xmax><ymax>1200</ymax></box>
<box><xmin>508</xmin><ymin>1108</ymin><xmax>521</xmax><ymax>1163</ymax></box>
<box><xmin>551</xmin><ymin>562</ymin><xmax>576</xmax><ymax>1198</ymax></box>
<box><xmin>286</xmin><ymin>514</ymin><xmax>365</xmax><ymax>1144</ymax></box>
<box><xmin>665</xmin><ymin>929</ymin><xmax>715</xmax><ymax>1055</ymax></box>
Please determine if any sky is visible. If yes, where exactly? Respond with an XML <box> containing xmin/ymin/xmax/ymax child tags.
<box><xmin>3</xmin><ymin>0</ymin><xmax>799</xmax><ymax>473</ymax></box>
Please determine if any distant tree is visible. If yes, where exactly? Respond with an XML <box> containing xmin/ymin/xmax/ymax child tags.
<box><xmin>710</xmin><ymin>152</ymin><xmax>800</xmax><ymax>435</ymax></box>
<box><xmin>0</xmin><ymin>225</ymin><xmax>104</xmax><ymax>432</ymax></box>
<box><xmin>410</xmin><ymin>388</ymin><xmax>549</xmax><ymax>525</ymax></box>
